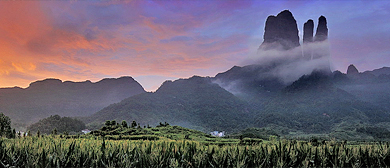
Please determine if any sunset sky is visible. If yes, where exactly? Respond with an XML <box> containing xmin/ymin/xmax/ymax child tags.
<box><xmin>0</xmin><ymin>0</ymin><xmax>389</xmax><ymax>91</ymax></box>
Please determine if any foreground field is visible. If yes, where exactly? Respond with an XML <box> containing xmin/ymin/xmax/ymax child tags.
<box><xmin>1</xmin><ymin>137</ymin><xmax>390</xmax><ymax>167</ymax></box>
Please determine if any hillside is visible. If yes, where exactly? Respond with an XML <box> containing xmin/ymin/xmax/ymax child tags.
<box><xmin>213</xmin><ymin>65</ymin><xmax>284</xmax><ymax>99</ymax></box>
<box><xmin>260</xmin><ymin>71</ymin><xmax>390</xmax><ymax>135</ymax></box>
<box><xmin>27</xmin><ymin>115</ymin><xmax>86</xmax><ymax>134</ymax></box>
<box><xmin>5</xmin><ymin>9</ymin><xmax>390</xmax><ymax>140</ymax></box>
<box><xmin>81</xmin><ymin>10</ymin><xmax>390</xmax><ymax>140</ymax></box>
<box><xmin>0</xmin><ymin>76</ymin><xmax>145</xmax><ymax>129</ymax></box>
<box><xmin>337</xmin><ymin>67</ymin><xmax>390</xmax><ymax>111</ymax></box>
<box><xmin>85</xmin><ymin>76</ymin><xmax>253</xmax><ymax>133</ymax></box>
<box><xmin>82</xmin><ymin>66</ymin><xmax>390</xmax><ymax>140</ymax></box>
<box><xmin>89</xmin><ymin>121</ymin><xmax>227</xmax><ymax>142</ymax></box>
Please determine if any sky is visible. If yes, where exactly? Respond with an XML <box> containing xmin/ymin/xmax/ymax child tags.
<box><xmin>0</xmin><ymin>0</ymin><xmax>389</xmax><ymax>91</ymax></box>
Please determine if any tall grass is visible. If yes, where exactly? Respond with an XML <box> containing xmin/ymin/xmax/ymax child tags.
<box><xmin>1</xmin><ymin>137</ymin><xmax>390</xmax><ymax>167</ymax></box>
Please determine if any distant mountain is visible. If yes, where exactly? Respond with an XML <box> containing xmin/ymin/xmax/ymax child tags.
<box><xmin>364</xmin><ymin>67</ymin><xmax>390</xmax><ymax>76</ymax></box>
<box><xmin>0</xmin><ymin>76</ymin><xmax>145</xmax><ymax>129</ymax></box>
<box><xmin>5</xmin><ymin>10</ymin><xmax>390</xmax><ymax>140</ymax></box>
<box><xmin>85</xmin><ymin>76</ymin><xmax>253</xmax><ymax>133</ymax></box>
<box><xmin>260</xmin><ymin>71</ymin><xmax>390</xmax><ymax>134</ymax></box>
<box><xmin>213</xmin><ymin>65</ymin><xmax>284</xmax><ymax>98</ymax></box>
<box><xmin>337</xmin><ymin>65</ymin><xmax>390</xmax><ymax>112</ymax></box>
<box><xmin>82</xmin><ymin>10</ymin><xmax>390</xmax><ymax>140</ymax></box>
<box><xmin>82</xmin><ymin>66</ymin><xmax>390</xmax><ymax>140</ymax></box>
<box><xmin>211</xmin><ymin>64</ymin><xmax>390</xmax><ymax>138</ymax></box>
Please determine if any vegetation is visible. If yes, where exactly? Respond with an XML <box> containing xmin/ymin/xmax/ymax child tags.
<box><xmin>2</xmin><ymin>118</ymin><xmax>390</xmax><ymax>167</ymax></box>
<box><xmin>1</xmin><ymin>136</ymin><xmax>390</xmax><ymax>167</ymax></box>
<box><xmin>0</xmin><ymin>77</ymin><xmax>145</xmax><ymax>130</ymax></box>
<box><xmin>85</xmin><ymin>76</ymin><xmax>252</xmax><ymax>133</ymax></box>
<box><xmin>90</xmin><ymin>120</ymin><xmax>230</xmax><ymax>143</ymax></box>
<box><xmin>0</xmin><ymin>113</ymin><xmax>14</xmax><ymax>138</ymax></box>
<box><xmin>27</xmin><ymin>115</ymin><xmax>85</xmax><ymax>135</ymax></box>
<box><xmin>233</xmin><ymin>127</ymin><xmax>280</xmax><ymax>139</ymax></box>
<box><xmin>248</xmin><ymin>70</ymin><xmax>390</xmax><ymax>139</ymax></box>
<box><xmin>80</xmin><ymin>71</ymin><xmax>390</xmax><ymax>141</ymax></box>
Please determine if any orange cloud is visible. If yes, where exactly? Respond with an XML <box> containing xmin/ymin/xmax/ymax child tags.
<box><xmin>11</xmin><ymin>62</ymin><xmax>25</xmax><ymax>73</ymax></box>
<box><xmin>0</xmin><ymin>1</ymin><xmax>251</xmax><ymax>90</ymax></box>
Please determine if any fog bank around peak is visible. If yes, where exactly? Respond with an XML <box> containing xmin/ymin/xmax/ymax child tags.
<box><xmin>242</xmin><ymin>40</ymin><xmax>331</xmax><ymax>84</ymax></box>
<box><xmin>240</xmin><ymin>10</ymin><xmax>331</xmax><ymax>85</ymax></box>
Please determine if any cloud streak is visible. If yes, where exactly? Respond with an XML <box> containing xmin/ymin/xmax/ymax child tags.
<box><xmin>0</xmin><ymin>1</ymin><xmax>389</xmax><ymax>91</ymax></box>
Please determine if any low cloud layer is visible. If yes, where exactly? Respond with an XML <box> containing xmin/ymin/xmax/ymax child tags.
<box><xmin>243</xmin><ymin>40</ymin><xmax>331</xmax><ymax>84</ymax></box>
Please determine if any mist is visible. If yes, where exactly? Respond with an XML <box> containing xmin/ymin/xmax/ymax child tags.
<box><xmin>212</xmin><ymin>40</ymin><xmax>331</xmax><ymax>96</ymax></box>
<box><xmin>244</xmin><ymin>40</ymin><xmax>331</xmax><ymax>84</ymax></box>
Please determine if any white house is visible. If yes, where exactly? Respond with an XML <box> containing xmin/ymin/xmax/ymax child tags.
<box><xmin>82</xmin><ymin>129</ymin><xmax>91</xmax><ymax>134</ymax></box>
<box><xmin>210</xmin><ymin>131</ymin><xmax>225</xmax><ymax>137</ymax></box>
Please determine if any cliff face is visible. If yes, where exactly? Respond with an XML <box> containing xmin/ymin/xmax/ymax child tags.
<box><xmin>260</xmin><ymin>10</ymin><xmax>300</xmax><ymax>50</ymax></box>
<box><xmin>260</xmin><ymin>11</ymin><xmax>328</xmax><ymax>52</ymax></box>
<box><xmin>314</xmin><ymin>16</ymin><xmax>328</xmax><ymax>42</ymax></box>
<box><xmin>258</xmin><ymin>10</ymin><xmax>330</xmax><ymax>74</ymax></box>
<box><xmin>303</xmin><ymin>19</ymin><xmax>314</xmax><ymax>43</ymax></box>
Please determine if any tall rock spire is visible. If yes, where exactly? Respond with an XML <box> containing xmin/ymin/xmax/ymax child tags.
<box><xmin>260</xmin><ymin>10</ymin><xmax>300</xmax><ymax>50</ymax></box>
<box><xmin>259</xmin><ymin>10</ymin><xmax>330</xmax><ymax>73</ymax></box>
<box><xmin>314</xmin><ymin>16</ymin><xmax>328</xmax><ymax>42</ymax></box>
<box><xmin>303</xmin><ymin>19</ymin><xmax>314</xmax><ymax>43</ymax></box>
<box><xmin>302</xmin><ymin>19</ymin><xmax>314</xmax><ymax>60</ymax></box>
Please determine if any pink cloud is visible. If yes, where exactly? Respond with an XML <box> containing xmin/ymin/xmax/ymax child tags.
<box><xmin>1</xmin><ymin>0</ymin><xmax>387</xmax><ymax>91</ymax></box>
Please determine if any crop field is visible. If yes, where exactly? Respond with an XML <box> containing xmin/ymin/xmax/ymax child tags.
<box><xmin>1</xmin><ymin>136</ymin><xmax>390</xmax><ymax>167</ymax></box>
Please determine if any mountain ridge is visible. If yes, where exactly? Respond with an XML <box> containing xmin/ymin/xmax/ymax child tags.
<box><xmin>0</xmin><ymin>76</ymin><xmax>146</xmax><ymax>130</ymax></box>
<box><xmin>85</xmin><ymin>75</ymin><xmax>253</xmax><ymax>133</ymax></box>
<box><xmin>3</xmin><ymin>10</ymin><xmax>390</xmax><ymax>140</ymax></box>
<box><xmin>80</xmin><ymin>64</ymin><xmax>390</xmax><ymax>140</ymax></box>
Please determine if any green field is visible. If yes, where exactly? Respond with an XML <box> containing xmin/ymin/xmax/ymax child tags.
<box><xmin>2</xmin><ymin>119</ymin><xmax>390</xmax><ymax>167</ymax></box>
<box><xmin>1</xmin><ymin>136</ymin><xmax>390</xmax><ymax>167</ymax></box>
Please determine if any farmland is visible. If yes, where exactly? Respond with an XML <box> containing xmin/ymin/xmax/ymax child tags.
<box><xmin>1</xmin><ymin>136</ymin><xmax>390</xmax><ymax>167</ymax></box>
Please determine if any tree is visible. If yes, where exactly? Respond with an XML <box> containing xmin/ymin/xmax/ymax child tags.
<box><xmin>0</xmin><ymin>113</ymin><xmax>12</xmax><ymax>138</ymax></box>
<box><xmin>131</xmin><ymin>121</ymin><xmax>137</xmax><ymax>128</ymax></box>
<box><xmin>121</xmin><ymin>120</ymin><xmax>128</xmax><ymax>128</ymax></box>
<box><xmin>27</xmin><ymin>115</ymin><xmax>86</xmax><ymax>134</ymax></box>
<box><xmin>37</xmin><ymin>130</ymin><xmax>40</xmax><ymax>137</ymax></box>
<box><xmin>52</xmin><ymin>128</ymin><xmax>57</xmax><ymax>135</ymax></box>
<box><xmin>11</xmin><ymin>129</ymin><xmax>16</xmax><ymax>139</ymax></box>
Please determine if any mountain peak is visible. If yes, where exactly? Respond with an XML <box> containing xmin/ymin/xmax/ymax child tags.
<box><xmin>96</xmin><ymin>76</ymin><xmax>138</xmax><ymax>85</ymax></box>
<box><xmin>303</xmin><ymin>19</ymin><xmax>314</xmax><ymax>43</ymax></box>
<box><xmin>260</xmin><ymin>10</ymin><xmax>300</xmax><ymax>50</ymax></box>
<box><xmin>347</xmin><ymin>64</ymin><xmax>359</xmax><ymax>75</ymax></box>
<box><xmin>0</xmin><ymin>76</ymin><xmax>146</xmax><ymax>126</ymax></box>
<box><xmin>28</xmin><ymin>78</ymin><xmax>63</xmax><ymax>89</ymax></box>
<box><xmin>277</xmin><ymin>10</ymin><xmax>294</xmax><ymax>18</ymax></box>
<box><xmin>314</xmin><ymin>16</ymin><xmax>328</xmax><ymax>42</ymax></box>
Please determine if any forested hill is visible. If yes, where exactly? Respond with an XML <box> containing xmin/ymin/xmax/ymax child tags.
<box><xmin>85</xmin><ymin>76</ymin><xmax>253</xmax><ymax>133</ymax></box>
<box><xmin>0</xmin><ymin>76</ymin><xmax>145</xmax><ymax>129</ymax></box>
<box><xmin>84</xmin><ymin>66</ymin><xmax>390</xmax><ymax>140</ymax></box>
